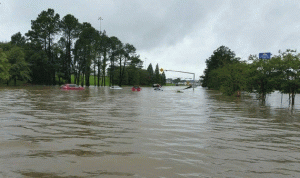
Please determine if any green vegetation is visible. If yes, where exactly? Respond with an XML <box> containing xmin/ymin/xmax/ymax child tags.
<box><xmin>201</xmin><ymin>46</ymin><xmax>300</xmax><ymax>106</ymax></box>
<box><xmin>0</xmin><ymin>8</ymin><xmax>166</xmax><ymax>87</ymax></box>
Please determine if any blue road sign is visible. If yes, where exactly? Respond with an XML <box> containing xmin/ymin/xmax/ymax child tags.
<box><xmin>259</xmin><ymin>53</ymin><xmax>271</xmax><ymax>59</ymax></box>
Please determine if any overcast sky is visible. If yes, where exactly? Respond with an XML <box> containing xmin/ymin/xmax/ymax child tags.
<box><xmin>1</xmin><ymin>0</ymin><xmax>300</xmax><ymax>79</ymax></box>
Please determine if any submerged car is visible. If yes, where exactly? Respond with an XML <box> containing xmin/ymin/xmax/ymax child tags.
<box><xmin>110</xmin><ymin>86</ymin><xmax>122</xmax><ymax>90</ymax></box>
<box><xmin>131</xmin><ymin>86</ymin><xmax>141</xmax><ymax>91</ymax></box>
<box><xmin>61</xmin><ymin>84</ymin><xmax>84</xmax><ymax>90</ymax></box>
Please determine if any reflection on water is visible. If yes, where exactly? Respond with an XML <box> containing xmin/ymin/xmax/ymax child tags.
<box><xmin>0</xmin><ymin>86</ymin><xmax>299</xmax><ymax>177</ymax></box>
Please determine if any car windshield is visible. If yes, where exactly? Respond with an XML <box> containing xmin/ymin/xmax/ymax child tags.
<box><xmin>69</xmin><ymin>84</ymin><xmax>78</xmax><ymax>87</ymax></box>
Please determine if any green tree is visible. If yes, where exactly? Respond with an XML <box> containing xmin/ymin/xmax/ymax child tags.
<box><xmin>161</xmin><ymin>72</ymin><xmax>166</xmax><ymax>85</ymax></box>
<box><xmin>247</xmin><ymin>55</ymin><xmax>277</xmax><ymax>102</ymax></box>
<box><xmin>60</xmin><ymin>14</ymin><xmax>81</xmax><ymax>83</ymax></box>
<box><xmin>211</xmin><ymin>62</ymin><xmax>248</xmax><ymax>96</ymax></box>
<box><xmin>147</xmin><ymin>63</ymin><xmax>154</xmax><ymax>84</ymax></box>
<box><xmin>139</xmin><ymin>69</ymin><xmax>150</xmax><ymax>85</ymax></box>
<box><xmin>98</xmin><ymin>31</ymin><xmax>110</xmax><ymax>86</ymax></box>
<box><xmin>74</xmin><ymin>23</ymin><xmax>99</xmax><ymax>87</ymax></box>
<box><xmin>0</xmin><ymin>42</ymin><xmax>13</xmax><ymax>52</ymax></box>
<box><xmin>277</xmin><ymin>50</ymin><xmax>300</xmax><ymax>106</ymax></box>
<box><xmin>127</xmin><ymin>55</ymin><xmax>142</xmax><ymax>85</ymax></box>
<box><xmin>201</xmin><ymin>46</ymin><xmax>239</xmax><ymax>88</ymax></box>
<box><xmin>154</xmin><ymin>63</ymin><xmax>161</xmax><ymax>84</ymax></box>
<box><xmin>107</xmin><ymin>36</ymin><xmax>122</xmax><ymax>86</ymax></box>
<box><xmin>118</xmin><ymin>43</ymin><xmax>136</xmax><ymax>86</ymax></box>
<box><xmin>6</xmin><ymin>47</ymin><xmax>31</xmax><ymax>86</ymax></box>
<box><xmin>52</xmin><ymin>43</ymin><xmax>65</xmax><ymax>84</ymax></box>
<box><xmin>26</xmin><ymin>8</ymin><xmax>60</xmax><ymax>85</ymax></box>
<box><xmin>11</xmin><ymin>32</ymin><xmax>26</xmax><ymax>47</ymax></box>
<box><xmin>0</xmin><ymin>48</ymin><xmax>11</xmax><ymax>82</ymax></box>
<box><xmin>28</xmin><ymin>50</ymin><xmax>49</xmax><ymax>84</ymax></box>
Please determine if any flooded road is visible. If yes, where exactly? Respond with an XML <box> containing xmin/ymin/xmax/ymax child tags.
<box><xmin>0</xmin><ymin>86</ymin><xmax>299</xmax><ymax>177</ymax></box>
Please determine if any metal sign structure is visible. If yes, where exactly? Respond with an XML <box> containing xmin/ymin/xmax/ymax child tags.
<box><xmin>162</xmin><ymin>69</ymin><xmax>195</xmax><ymax>91</ymax></box>
<box><xmin>259</xmin><ymin>53</ymin><xmax>271</xmax><ymax>59</ymax></box>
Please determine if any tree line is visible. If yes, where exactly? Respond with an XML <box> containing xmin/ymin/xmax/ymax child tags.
<box><xmin>0</xmin><ymin>8</ymin><xmax>166</xmax><ymax>87</ymax></box>
<box><xmin>201</xmin><ymin>46</ymin><xmax>300</xmax><ymax>106</ymax></box>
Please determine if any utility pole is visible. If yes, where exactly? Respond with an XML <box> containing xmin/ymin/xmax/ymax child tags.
<box><xmin>98</xmin><ymin>17</ymin><xmax>103</xmax><ymax>32</ymax></box>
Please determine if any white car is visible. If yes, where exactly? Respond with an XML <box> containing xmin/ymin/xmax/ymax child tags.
<box><xmin>110</xmin><ymin>86</ymin><xmax>122</xmax><ymax>90</ymax></box>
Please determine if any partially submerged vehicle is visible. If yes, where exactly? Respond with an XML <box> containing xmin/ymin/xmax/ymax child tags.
<box><xmin>61</xmin><ymin>84</ymin><xmax>84</xmax><ymax>90</ymax></box>
<box><xmin>110</xmin><ymin>86</ymin><xmax>122</xmax><ymax>90</ymax></box>
<box><xmin>153</xmin><ymin>84</ymin><xmax>163</xmax><ymax>91</ymax></box>
<box><xmin>132</xmin><ymin>86</ymin><xmax>141</xmax><ymax>91</ymax></box>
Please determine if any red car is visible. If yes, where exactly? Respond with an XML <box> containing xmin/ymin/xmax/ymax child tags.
<box><xmin>131</xmin><ymin>86</ymin><xmax>141</xmax><ymax>91</ymax></box>
<box><xmin>61</xmin><ymin>84</ymin><xmax>85</xmax><ymax>90</ymax></box>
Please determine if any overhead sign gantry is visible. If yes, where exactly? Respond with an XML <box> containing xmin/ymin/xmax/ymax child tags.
<box><xmin>161</xmin><ymin>68</ymin><xmax>195</xmax><ymax>91</ymax></box>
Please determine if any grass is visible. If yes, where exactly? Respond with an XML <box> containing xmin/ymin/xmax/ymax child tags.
<box><xmin>70</xmin><ymin>75</ymin><xmax>110</xmax><ymax>86</ymax></box>
<box><xmin>0</xmin><ymin>75</ymin><xmax>111</xmax><ymax>87</ymax></box>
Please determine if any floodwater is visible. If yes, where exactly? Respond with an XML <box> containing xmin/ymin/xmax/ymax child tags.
<box><xmin>0</xmin><ymin>86</ymin><xmax>299</xmax><ymax>178</ymax></box>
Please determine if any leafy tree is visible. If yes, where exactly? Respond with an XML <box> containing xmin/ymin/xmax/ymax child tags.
<box><xmin>139</xmin><ymin>69</ymin><xmax>150</xmax><ymax>85</ymax></box>
<box><xmin>0</xmin><ymin>42</ymin><xmax>12</xmax><ymax>52</ymax></box>
<box><xmin>201</xmin><ymin>46</ymin><xmax>239</xmax><ymax>88</ymax></box>
<box><xmin>277</xmin><ymin>50</ymin><xmax>300</xmax><ymax>105</ymax></box>
<box><xmin>11</xmin><ymin>32</ymin><xmax>26</xmax><ymax>47</ymax></box>
<box><xmin>211</xmin><ymin>62</ymin><xmax>248</xmax><ymax>96</ymax></box>
<box><xmin>98</xmin><ymin>31</ymin><xmax>110</xmax><ymax>86</ymax></box>
<box><xmin>127</xmin><ymin>67</ymin><xmax>139</xmax><ymax>85</ymax></box>
<box><xmin>154</xmin><ymin>63</ymin><xmax>161</xmax><ymax>84</ymax></box>
<box><xmin>161</xmin><ymin>72</ymin><xmax>166</xmax><ymax>85</ymax></box>
<box><xmin>74</xmin><ymin>22</ymin><xmax>99</xmax><ymax>87</ymax></box>
<box><xmin>0</xmin><ymin>48</ymin><xmax>11</xmax><ymax>82</ymax></box>
<box><xmin>147</xmin><ymin>63</ymin><xmax>154</xmax><ymax>84</ymax></box>
<box><xmin>118</xmin><ymin>43</ymin><xmax>136</xmax><ymax>86</ymax></box>
<box><xmin>28</xmin><ymin>50</ymin><xmax>49</xmax><ymax>84</ymax></box>
<box><xmin>247</xmin><ymin>55</ymin><xmax>277</xmax><ymax>101</ymax></box>
<box><xmin>52</xmin><ymin>43</ymin><xmax>65</xmax><ymax>84</ymax></box>
<box><xmin>107</xmin><ymin>36</ymin><xmax>122</xmax><ymax>86</ymax></box>
<box><xmin>6</xmin><ymin>47</ymin><xmax>31</xmax><ymax>85</ymax></box>
<box><xmin>60</xmin><ymin>14</ymin><xmax>81</xmax><ymax>83</ymax></box>
<box><xmin>126</xmin><ymin>55</ymin><xmax>142</xmax><ymax>86</ymax></box>
<box><xmin>26</xmin><ymin>8</ymin><xmax>60</xmax><ymax>85</ymax></box>
<box><xmin>2</xmin><ymin>8</ymin><xmax>167</xmax><ymax>87</ymax></box>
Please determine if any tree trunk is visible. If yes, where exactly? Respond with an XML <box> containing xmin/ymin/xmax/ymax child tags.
<box><xmin>119</xmin><ymin>57</ymin><xmax>122</xmax><ymax>86</ymax></box>
<box><xmin>102</xmin><ymin>51</ymin><xmax>106</xmax><ymax>86</ymax></box>
<box><xmin>94</xmin><ymin>61</ymin><xmax>96</xmax><ymax>86</ymax></box>
<box><xmin>85</xmin><ymin>72</ymin><xmax>90</xmax><ymax>87</ymax></box>
<box><xmin>68</xmin><ymin>37</ymin><xmax>72</xmax><ymax>83</ymax></box>
<box><xmin>121</xmin><ymin>58</ymin><xmax>127</xmax><ymax>86</ymax></box>
<box><xmin>289</xmin><ymin>93</ymin><xmax>291</xmax><ymax>105</ymax></box>
<box><xmin>81</xmin><ymin>73</ymin><xmax>84</xmax><ymax>87</ymax></box>
<box><xmin>97</xmin><ymin>62</ymin><xmax>100</xmax><ymax>87</ymax></box>
<box><xmin>292</xmin><ymin>92</ymin><xmax>295</xmax><ymax>106</ymax></box>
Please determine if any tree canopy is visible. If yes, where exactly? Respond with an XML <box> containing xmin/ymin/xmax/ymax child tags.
<box><xmin>201</xmin><ymin>46</ymin><xmax>240</xmax><ymax>88</ymax></box>
<box><xmin>0</xmin><ymin>8</ymin><xmax>166</xmax><ymax>87</ymax></box>
<box><xmin>201</xmin><ymin>46</ymin><xmax>300</xmax><ymax>106</ymax></box>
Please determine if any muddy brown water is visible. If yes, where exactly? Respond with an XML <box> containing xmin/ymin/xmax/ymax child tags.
<box><xmin>0</xmin><ymin>86</ymin><xmax>299</xmax><ymax>177</ymax></box>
